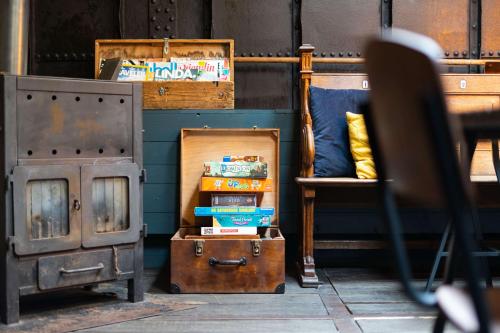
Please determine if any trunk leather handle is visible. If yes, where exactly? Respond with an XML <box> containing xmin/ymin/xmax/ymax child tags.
<box><xmin>208</xmin><ymin>257</ymin><xmax>247</xmax><ymax>267</ymax></box>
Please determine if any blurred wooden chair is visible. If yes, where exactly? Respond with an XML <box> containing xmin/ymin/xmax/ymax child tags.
<box><xmin>363</xmin><ymin>29</ymin><xmax>496</xmax><ymax>333</ymax></box>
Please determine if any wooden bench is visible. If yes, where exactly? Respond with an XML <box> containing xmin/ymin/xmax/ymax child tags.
<box><xmin>296</xmin><ymin>44</ymin><xmax>500</xmax><ymax>287</ymax></box>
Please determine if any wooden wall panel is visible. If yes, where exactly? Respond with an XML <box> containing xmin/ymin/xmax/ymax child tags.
<box><xmin>481</xmin><ymin>0</ymin><xmax>500</xmax><ymax>58</ymax></box>
<box><xmin>212</xmin><ymin>0</ymin><xmax>294</xmax><ymax>108</ymax></box>
<box><xmin>393</xmin><ymin>0</ymin><xmax>469</xmax><ymax>58</ymax></box>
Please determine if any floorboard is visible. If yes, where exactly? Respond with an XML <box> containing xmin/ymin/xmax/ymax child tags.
<box><xmin>3</xmin><ymin>267</ymin><xmax>480</xmax><ymax>333</ymax></box>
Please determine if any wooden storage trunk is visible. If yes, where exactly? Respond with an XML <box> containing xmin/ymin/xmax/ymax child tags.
<box><xmin>170</xmin><ymin>129</ymin><xmax>285</xmax><ymax>293</ymax></box>
<box><xmin>95</xmin><ymin>39</ymin><xmax>234</xmax><ymax>109</ymax></box>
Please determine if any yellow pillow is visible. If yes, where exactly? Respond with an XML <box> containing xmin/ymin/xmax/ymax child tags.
<box><xmin>346</xmin><ymin>112</ymin><xmax>377</xmax><ymax>179</ymax></box>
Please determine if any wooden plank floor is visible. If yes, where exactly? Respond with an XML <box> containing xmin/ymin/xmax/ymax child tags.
<box><xmin>73</xmin><ymin>268</ymin><xmax>462</xmax><ymax>333</ymax></box>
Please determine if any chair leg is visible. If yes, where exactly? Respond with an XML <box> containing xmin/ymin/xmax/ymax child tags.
<box><xmin>426</xmin><ymin>220</ymin><xmax>451</xmax><ymax>291</ymax></box>
<box><xmin>297</xmin><ymin>186</ymin><xmax>319</xmax><ymax>288</ymax></box>
<box><xmin>433</xmin><ymin>310</ymin><xmax>447</xmax><ymax>333</ymax></box>
<box><xmin>469</xmin><ymin>208</ymin><xmax>493</xmax><ymax>288</ymax></box>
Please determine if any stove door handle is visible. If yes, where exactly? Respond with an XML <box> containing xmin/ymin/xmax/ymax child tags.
<box><xmin>73</xmin><ymin>199</ymin><xmax>81</xmax><ymax>211</ymax></box>
<box><xmin>60</xmin><ymin>263</ymin><xmax>104</xmax><ymax>274</ymax></box>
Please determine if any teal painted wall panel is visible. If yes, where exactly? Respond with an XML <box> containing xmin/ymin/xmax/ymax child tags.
<box><xmin>143</xmin><ymin>109</ymin><xmax>299</xmax><ymax>242</ymax></box>
<box><xmin>143</xmin><ymin>142</ymin><xmax>178</xmax><ymax>164</ymax></box>
<box><xmin>144</xmin><ymin>183</ymin><xmax>177</xmax><ymax>212</ymax></box>
<box><xmin>145</xmin><ymin>165</ymin><xmax>177</xmax><ymax>184</ymax></box>
<box><xmin>143</xmin><ymin>109</ymin><xmax>297</xmax><ymax>142</ymax></box>
<box><xmin>144</xmin><ymin>213</ymin><xmax>177</xmax><ymax>234</ymax></box>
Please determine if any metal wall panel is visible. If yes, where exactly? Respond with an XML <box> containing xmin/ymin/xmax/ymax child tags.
<box><xmin>212</xmin><ymin>0</ymin><xmax>294</xmax><ymax>108</ymax></box>
<box><xmin>481</xmin><ymin>0</ymin><xmax>500</xmax><ymax>58</ymax></box>
<box><xmin>148</xmin><ymin>0</ymin><xmax>177</xmax><ymax>38</ymax></box>
<box><xmin>393</xmin><ymin>0</ymin><xmax>469</xmax><ymax>58</ymax></box>
<box><xmin>29</xmin><ymin>0</ymin><xmax>121</xmax><ymax>78</ymax></box>
<box><xmin>301</xmin><ymin>0</ymin><xmax>380</xmax><ymax>58</ymax></box>
<box><xmin>120</xmin><ymin>0</ymin><xmax>149</xmax><ymax>38</ymax></box>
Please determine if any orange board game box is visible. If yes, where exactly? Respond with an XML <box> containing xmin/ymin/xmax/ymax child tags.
<box><xmin>200</xmin><ymin>177</ymin><xmax>273</xmax><ymax>192</ymax></box>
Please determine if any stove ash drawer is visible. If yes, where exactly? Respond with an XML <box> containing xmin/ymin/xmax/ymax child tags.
<box><xmin>38</xmin><ymin>249</ymin><xmax>117</xmax><ymax>290</ymax></box>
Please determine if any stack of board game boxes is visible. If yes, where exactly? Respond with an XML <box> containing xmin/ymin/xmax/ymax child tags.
<box><xmin>196</xmin><ymin>155</ymin><xmax>274</xmax><ymax>236</ymax></box>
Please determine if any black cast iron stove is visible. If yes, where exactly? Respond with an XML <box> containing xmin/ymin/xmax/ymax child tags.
<box><xmin>0</xmin><ymin>74</ymin><xmax>144</xmax><ymax>324</ymax></box>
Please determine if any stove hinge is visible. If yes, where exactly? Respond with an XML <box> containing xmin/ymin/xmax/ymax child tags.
<box><xmin>7</xmin><ymin>236</ymin><xmax>15</xmax><ymax>252</ymax></box>
<box><xmin>5</xmin><ymin>173</ymin><xmax>13</xmax><ymax>191</ymax></box>
<box><xmin>140</xmin><ymin>169</ymin><xmax>147</xmax><ymax>183</ymax></box>
<box><xmin>141</xmin><ymin>224</ymin><xmax>148</xmax><ymax>238</ymax></box>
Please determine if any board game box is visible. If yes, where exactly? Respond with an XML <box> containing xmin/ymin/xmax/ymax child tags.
<box><xmin>212</xmin><ymin>215</ymin><xmax>271</xmax><ymax>227</ymax></box>
<box><xmin>200</xmin><ymin>177</ymin><xmax>273</xmax><ymax>192</ymax></box>
<box><xmin>211</xmin><ymin>194</ymin><xmax>257</xmax><ymax>207</ymax></box>
<box><xmin>203</xmin><ymin>161</ymin><xmax>267</xmax><ymax>178</ymax></box>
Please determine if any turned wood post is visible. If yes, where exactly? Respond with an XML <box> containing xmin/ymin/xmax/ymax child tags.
<box><xmin>297</xmin><ymin>45</ymin><xmax>319</xmax><ymax>287</ymax></box>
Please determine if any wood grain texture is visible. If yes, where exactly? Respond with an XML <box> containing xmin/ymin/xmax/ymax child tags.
<box><xmin>26</xmin><ymin>179</ymin><xmax>69</xmax><ymax>240</ymax></box>
<box><xmin>92</xmin><ymin>177</ymin><xmax>129</xmax><ymax>233</ymax></box>
<box><xmin>95</xmin><ymin>39</ymin><xmax>234</xmax><ymax>109</ymax></box>
<box><xmin>142</xmin><ymin>81</ymin><xmax>234</xmax><ymax>109</ymax></box>
<box><xmin>180</xmin><ymin>129</ymin><xmax>279</xmax><ymax>227</ymax></box>
<box><xmin>170</xmin><ymin>228</ymin><xmax>285</xmax><ymax>293</ymax></box>
<box><xmin>297</xmin><ymin>46</ymin><xmax>500</xmax><ymax>286</ymax></box>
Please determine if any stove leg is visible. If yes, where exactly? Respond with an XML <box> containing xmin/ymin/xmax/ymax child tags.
<box><xmin>1</xmin><ymin>254</ymin><xmax>19</xmax><ymax>324</ymax></box>
<box><xmin>1</xmin><ymin>284</ymin><xmax>19</xmax><ymax>324</ymax></box>
<box><xmin>128</xmin><ymin>276</ymin><xmax>144</xmax><ymax>302</ymax></box>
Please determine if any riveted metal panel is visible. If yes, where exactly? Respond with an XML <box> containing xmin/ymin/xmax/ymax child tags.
<box><xmin>29</xmin><ymin>0</ymin><xmax>121</xmax><ymax>78</ymax></box>
<box><xmin>301</xmin><ymin>0</ymin><xmax>380</xmax><ymax>58</ymax></box>
<box><xmin>148</xmin><ymin>0</ymin><xmax>178</xmax><ymax>39</ymax></box>
<box><xmin>481</xmin><ymin>0</ymin><xmax>500</xmax><ymax>58</ymax></box>
<box><xmin>393</xmin><ymin>0</ymin><xmax>469</xmax><ymax>58</ymax></box>
<box><xmin>212</xmin><ymin>0</ymin><xmax>294</xmax><ymax>108</ymax></box>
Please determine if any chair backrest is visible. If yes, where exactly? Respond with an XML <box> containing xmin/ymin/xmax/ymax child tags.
<box><xmin>364</xmin><ymin>29</ymin><xmax>490</xmax><ymax>331</ymax></box>
<box><xmin>365</xmin><ymin>29</ymin><xmax>470</xmax><ymax>207</ymax></box>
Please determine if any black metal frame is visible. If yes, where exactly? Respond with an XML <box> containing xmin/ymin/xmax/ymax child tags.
<box><xmin>363</xmin><ymin>92</ymin><xmax>491</xmax><ymax>332</ymax></box>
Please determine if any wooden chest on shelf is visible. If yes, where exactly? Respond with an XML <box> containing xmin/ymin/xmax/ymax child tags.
<box><xmin>170</xmin><ymin>129</ymin><xmax>285</xmax><ymax>293</ymax></box>
<box><xmin>94</xmin><ymin>39</ymin><xmax>234</xmax><ymax>109</ymax></box>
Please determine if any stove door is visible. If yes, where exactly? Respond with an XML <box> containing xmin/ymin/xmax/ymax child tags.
<box><xmin>81</xmin><ymin>163</ymin><xmax>141</xmax><ymax>248</ymax></box>
<box><xmin>13</xmin><ymin>165</ymin><xmax>82</xmax><ymax>255</ymax></box>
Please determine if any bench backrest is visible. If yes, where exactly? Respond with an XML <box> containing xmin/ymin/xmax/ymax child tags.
<box><xmin>299</xmin><ymin>46</ymin><xmax>500</xmax><ymax>179</ymax></box>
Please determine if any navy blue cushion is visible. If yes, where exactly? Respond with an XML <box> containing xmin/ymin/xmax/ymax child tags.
<box><xmin>309</xmin><ymin>87</ymin><xmax>369</xmax><ymax>177</ymax></box>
